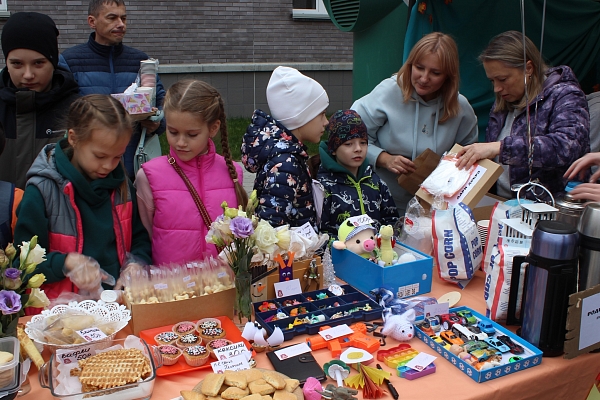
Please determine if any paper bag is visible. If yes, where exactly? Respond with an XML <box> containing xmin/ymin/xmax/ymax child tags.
<box><xmin>397</xmin><ymin>148</ymin><xmax>441</xmax><ymax>195</ymax></box>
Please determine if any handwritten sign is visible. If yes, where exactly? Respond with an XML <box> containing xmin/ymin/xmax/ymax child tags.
<box><xmin>274</xmin><ymin>279</ymin><xmax>302</xmax><ymax>298</ymax></box>
<box><xmin>213</xmin><ymin>341</ymin><xmax>252</xmax><ymax>361</ymax></box>
<box><xmin>423</xmin><ymin>303</ymin><xmax>449</xmax><ymax>319</ymax></box>
<box><xmin>348</xmin><ymin>214</ymin><xmax>374</xmax><ymax>227</ymax></box>
<box><xmin>580</xmin><ymin>291</ymin><xmax>600</xmax><ymax>350</ymax></box>
<box><xmin>274</xmin><ymin>343</ymin><xmax>312</xmax><ymax>360</ymax></box>
<box><xmin>56</xmin><ymin>346</ymin><xmax>93</xmax><ymax>365</ymax></box>
<box><xmin>293</xmin><ymin>222</ymin><xmax>317</xmax><ymax>240</ymax></box>
<box><xmin>75</xmin><ymin>327</ymin><xmax>108</xmax><ymax>342</ymax></box>
<box><xmin>210</xmin><ymin>354</ymin><xmax>250</xmax><ymax>373</ymax></box>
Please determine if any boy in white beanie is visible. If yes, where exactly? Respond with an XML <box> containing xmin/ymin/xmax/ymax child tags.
<box><xmin>241</xmin><ymin>66</ymin><xmax>329</xmax><ymax>229</ymax></box>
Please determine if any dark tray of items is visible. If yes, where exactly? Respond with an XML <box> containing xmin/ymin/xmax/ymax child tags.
<box><xmin>253</xmin><ymin>284</ymin><xmax>383</xmax><ymax>341</ymax></box>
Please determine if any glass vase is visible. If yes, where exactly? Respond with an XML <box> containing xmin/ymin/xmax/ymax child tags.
<box><xmin>234</xmin><ymin>272</ymin><xmax>252</xmax><ymax>324</ymax></box>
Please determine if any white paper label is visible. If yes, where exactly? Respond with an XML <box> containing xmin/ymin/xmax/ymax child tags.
<box><xmin>424</xmin><ymin>303</ymin><xmax>449</xmax><ymax>319</ymax></box>
<box><xmin>213</xmin><ymin>342</ymin><xmax>252</xmax><ymax>361</ymax></box>
<box><xmin>217</xmin><ymin>272</ymin><xmax>227</xmax><ymax>279</ymax></box>
<box><xmin>274</xmin><ymin>342</ymin><xmax>312</xmax><ymax>360</ymax></box>
<box><xmin>75</xmin><ymin>327</ymin><xmax>108</xmax><ymax>342</ymax></box>
<box><xmin>293</xmin><ymin>222</ymin><xmax>317</xmax><ymax>239</ymax></box>
<box><xmin>347</xmin><ymin>214</ymin><xmax>374</xmax><ymax>227</ymax></box>
<box><xmin>318</xmin><ymin>324</ymin><xmax>353</xmax><ymax>341</ymax></box>
<box><xmin>447</xmin><ymin>165</ymin><xmax>487</xmax><ymax>205</ymax></box>
<box><xmin>405</xmin><ymin>352</ymin><xmax>436</xmax><ymax>371</ymax></box>
<box><xmin>274</xmin><ymin>279</ymin><xmax>302</xmax><ymax>298</ymax></box>
<box><xmin>186</xmin><ymin>281</ymin><xmax>196</xmax><ymax>288</ymax></box>
<box><xmin>183</xmin><ymin>275</ymin><xmax>191</xmax><ymax>282</ymax></box>
<box><xmin>154</xmin><ymin>283</ymin><xmax>168</xmax><ymax>290</ymax></box>
<box><xmin>56</xmin><ymin>346</ymin><xmax>93</xmax><ymax>365</ymax></box>
<box><xmin>580</xmin><ymin>291</ymin><xmax>600</xmax><ymax>350</ymax></box>
<box><xmin>397</xmin><ymin>283</ymin><xmax>420</xmax><ymax>298</ymax></box>
<box><xmin>210</xmin><ymin>354</ymin><xmax>250</xmax><ymax>373</ymax></box>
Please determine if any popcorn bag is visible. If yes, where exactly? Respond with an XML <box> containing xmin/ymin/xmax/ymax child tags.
<box><xmin>432</xmin><ymin>203</ymin><xmax>482</xmax><ymax>287</ymax></box>
<box><xmin>484</xmin><ymin>237</ymin><xmax>530</xmax><ymax>322</ymax></box>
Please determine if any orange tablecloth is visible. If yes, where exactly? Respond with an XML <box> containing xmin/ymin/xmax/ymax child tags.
<box><xmin>23</xmin><ymin>271</ymin><xmax>600</xmax><ymax>400</ymax></box>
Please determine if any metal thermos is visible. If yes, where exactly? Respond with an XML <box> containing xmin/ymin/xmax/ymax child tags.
<box><xmin>555</xmin><ymin>183</ymin><xmax>587</xmax><ymax>229</ymax></box>
<box><xmin>518</xmin><ymin>221</ymin><xmax>579</xmax><ymax>357</ymax></box>
<box><xmin>577</xmin><ymin>202</ymin><xmax>600</xmax><ymax>290</ymax></box>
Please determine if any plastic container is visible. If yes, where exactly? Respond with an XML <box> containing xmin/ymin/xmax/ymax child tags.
<box><xmin>39</xmin><ymin>337</ymin><xmax>161</xmax><ymax>400</ymax></box>
<box><xmin>0</xmin><ymin>337</ymin><xmax>20</xmax><ymax>400</ymax></box>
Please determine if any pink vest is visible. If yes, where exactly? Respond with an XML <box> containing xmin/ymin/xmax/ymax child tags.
<box><xmin>143</xmin><ymin>140</ymin><xmax>241</xmax><ymax>266</ymax></box>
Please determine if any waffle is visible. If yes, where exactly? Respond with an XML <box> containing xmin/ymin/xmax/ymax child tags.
<box><xmin>75</xmin><ymin>348</ymin><xmax>151</xmax><ymax>391</ymax></box>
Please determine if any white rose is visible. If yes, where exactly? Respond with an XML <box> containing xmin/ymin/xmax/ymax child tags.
<box><xmin>19</xmin><ymin>242</ymin><xmax>46</xmax><ymax>267</ymax></box>
<box><xmin>25</xmin><ymin>288</ymin><xmax>50</xmax><ymax>308</ymax></box>
<box><xmin>254</xmin><ymin>220</ymin><xmax>278</xmax><ymax>255</ymax></box>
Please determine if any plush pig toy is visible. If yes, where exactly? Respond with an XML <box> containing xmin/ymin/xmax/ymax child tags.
<box><xmin>332</xmin><ymin>219</ymin><xmax>376</xmax><ymax>259</ymax></box>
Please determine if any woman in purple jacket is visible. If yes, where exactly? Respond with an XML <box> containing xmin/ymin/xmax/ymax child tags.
<box><xmin>456</xmin><ymin>31</ymin><xmax>590</xmax><ymax>199</ymax></box>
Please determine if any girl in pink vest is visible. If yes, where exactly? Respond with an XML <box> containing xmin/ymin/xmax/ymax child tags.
<box><xmin>14</xmin><ymin>95</ymin><xmax>152</xmax><ymax>308</ymax></box>
<box><xmin>136</xmin><ymin>80</ymin><xmax>247</xmax><ymax>265</ymax></box>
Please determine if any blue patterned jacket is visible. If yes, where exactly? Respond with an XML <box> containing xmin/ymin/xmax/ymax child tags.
<box><xmin>488</xmin><ymin>65</ymin><xmax>590</xmax><ymax>197</ymax></box>
<box><xmin>241</xmin><ymin>110</ymin><xmax>316</xmax><ymax>229</ymax></box>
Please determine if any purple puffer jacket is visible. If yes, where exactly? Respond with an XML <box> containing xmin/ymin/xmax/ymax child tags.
<box><xmin>487</xmin><ymin>65</ymin><xmax>590</xmax><ymax>198</ymax></box>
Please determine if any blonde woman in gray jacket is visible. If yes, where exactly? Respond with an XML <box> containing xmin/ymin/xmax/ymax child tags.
<box><xmin>352</xmin><ymin>32</ymin><xmax>478</xmax><ymax>215</ymax></box>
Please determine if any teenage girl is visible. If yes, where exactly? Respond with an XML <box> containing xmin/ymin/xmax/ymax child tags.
<box><xmin>13</xmin><ymin>94</ymin><xmax>152</xmax><ymax>305</ymax></box>
<box><xmin>135</xmin><ymin>79</ymin><xmax>247</xmax><ymax>266</ymax></box>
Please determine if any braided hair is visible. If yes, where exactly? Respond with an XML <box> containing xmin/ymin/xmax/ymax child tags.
<box><xmin>163</xmin><ymin>79</ymin><xmax>248</xmax><ymax>208</ymax></box>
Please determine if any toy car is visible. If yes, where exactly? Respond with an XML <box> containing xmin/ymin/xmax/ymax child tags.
<box><xmin>440</xmin><ymin>330</ymin><xmax>464</xmax><ymax>346</ymax></box>
<box><xmin>416</xmin><ymin>320</ymin><xmax>434</xmax><ymax>336</ymax></box>
<box><xmin>429</xmin><ymin>334</ymin><xmax>450</xmax><ymax>349</ymax></box>
<box><xmin>469</xmin><ymin>348</ymin><xmax>500</xmax><ymax>363</ymax></box>
<box><xmin>438</xmin><ymin>313</ymin><xmax>467</xmax><ymax>330</ymax></box>
<box><xmin>509</xmin><ymin>356</ymin><xmax>523</xmax><ymax>363</ymax></box>
<box><xmin>484</xmin><ymin>337</ymin><xmax>511</xmax><ymax>353</ymax></box>
<box><xmin>457</xmin><ymin>310</ymin><xmax>477</xmax><ymax>325</ymax></box>
<box><xmin>477</xmin><ymin>320</ymin><xmax>496</xmax><ymax>336</ymax></box>
<box><xmin>497</xmin><ymin>335</ymin><xmax>525</xmax><ymax>354</ymax></box>
<box><xmin>426</xmin><ymin>316</ymin><xmax>441</xmax><ymax>332</ymax></box>
<box><xmin>462</xmin><ymin>340</ymin><xmax>489</xmax><ymax>352</ymax></box>
<box><xmin>452</xmin><ymin>323</ymin><xmax>488</xmax><ymax>342</ymax></box>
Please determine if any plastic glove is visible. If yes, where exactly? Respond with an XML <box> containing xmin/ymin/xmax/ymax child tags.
<box><xmin>114</xmin><ymin>262</ymin><xmax>144</xmax><ymax>291</ymax></box>
<box><xmin>63</xmin><ymin>253</ymin><xmax>115</xmax><ymax>291</ymax></box>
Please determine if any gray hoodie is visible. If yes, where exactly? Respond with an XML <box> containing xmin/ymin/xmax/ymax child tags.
<box><xmin>352</xmin><ymin>76</ymin><xmax>478</xmax><ymax>214</ymax></box>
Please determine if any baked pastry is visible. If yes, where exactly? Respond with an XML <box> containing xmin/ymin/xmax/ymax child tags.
<box><xmin>196</xmin><ymin>318</ymin><xmax>222</xmax><ymax>333</ymax></box>
<box><xmin>158</xmin><ymin>345</ymin><xmax>182</xmax><ymax>365</ymax></box>
<box><xmin>200</xmin><ymin>327</ymin><xmax>226</xmax><ymax>341</ymax></box>
<box><xmin>154</xmin><ymin>331</ymin><xmax>180</xmax><ymax>345</ymax></box>
<box><xmin>176</xmin><ymin>334</ymin><xmax>202</xmax><ymax>349</ymax></box>
<box><xmin>206</xmin><ymin>338</ymin><xmax>233</xmax><ymax>359</ymax></box>
<box><xmin>183</xmin><ymin>345</ymin><xmax>210</xmax><ymax>367</ymax></box>
<box><xmin>201</xmin><ymin>373</ymin><xmax>226</xmax><ymax>397</ymax></box>
<box><xmin>173</xmin><ymin>321</ymin><xmax>197</xmax><ymax>336</ymax></box>
<box><xmin>224</xmin><ymin>370</ymin><xmax>248</xmax><ymax>389</ymax></box>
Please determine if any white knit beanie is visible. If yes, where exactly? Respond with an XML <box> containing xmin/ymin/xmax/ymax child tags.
<box><xmin>266</xmin><ymin>66</ymin><xmax>329</xmax><ymax>131</ymax></box>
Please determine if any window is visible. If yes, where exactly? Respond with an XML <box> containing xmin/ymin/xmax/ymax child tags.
<box><xmin>0</xmin><ymin>0</ymin><xmax>7</xmax><ymax>12</ymax></box>
<box><xmin>292</xmin><ymin>0</ymin><xmax>330</xmax><ymax>20</ymax></box>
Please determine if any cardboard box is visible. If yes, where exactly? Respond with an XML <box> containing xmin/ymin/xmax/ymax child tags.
<box><xmin>262</xmin><ymin>256</ymin><xmax>323</xmax><ymax>300</ymax></box>
<box><xmin>111</xmin><ymin>92</ymin><xmax>153</xmax><ymax>114</ymax></box>
<box><xmin>126</xmin><ymin>288</ymin><xmax>235</xmax><ymax>335</ymax></box>
<box><xmin>416</xmin><ymin>144</ymin><xmax>504</xmax><ymax>211</ymax></box>
<box><xmin>415</xmin><ymin>306</ymin><xmax>543</xmax><ymax>382</ymax></box>
<box><xmin>471</xmin><ymin>193</ymin><xmax>507</xmax><ymax>222</ymax></box>
<box><xmin>332</xmin><ymin>242</ymin><xmax>433</xmax><ymax>299</ymax></box>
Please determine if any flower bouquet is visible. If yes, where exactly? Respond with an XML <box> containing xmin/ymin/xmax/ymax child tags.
<box><xmin>0</xmin><ymin>236</ymin><xmax>49</xmax><ymax>338</ymax></box>
<box><xmin>206</xmin><ymin>191</ymin><xmax>291</xmax><ymax>322</ymax></box>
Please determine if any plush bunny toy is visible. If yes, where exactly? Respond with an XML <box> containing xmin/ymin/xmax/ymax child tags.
<box><xmin>381</xmin><ymin>309</ymin><xmax>416</xmax><ymax>341</ymax></box>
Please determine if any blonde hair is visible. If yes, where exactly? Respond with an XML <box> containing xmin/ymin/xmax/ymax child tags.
<box><xmin>397</xmin><ymin>32</ymin><xmax>460</xmax><ymax>123</ymax></box>
<box><xmin>164</xmin><ymin>79</ymin><xmax>248</xmax><ymax>208</ymax></box>
<box><xmin>65</xmin><ymin>94</ymin><xmax>133</xmax><ymax>199</ymax></box>
<box><xmin>479</xmin><ymin>30</ymin><xmax>548</xmax><ymax>112</ymax></box>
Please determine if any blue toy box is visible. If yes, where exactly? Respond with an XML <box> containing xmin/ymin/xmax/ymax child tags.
<box><xmin>415</xmin><ymin>306</ymin><xmax>543</xmax><ymax>383</ymax></box>
<box><xmin>332</xmin><ymin>241</ymin><xmax>433</xmax><ymax>299</ymax></box>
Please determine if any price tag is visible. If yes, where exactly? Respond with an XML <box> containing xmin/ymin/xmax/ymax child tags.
<box><xmin>154</xmin><ymin>283</ymin><xmax>168</xmax><ymax>290</ymax></box>
<box><xmin>347</xmin><ymin>214</ymin><xmax>374</xmax><ymax>227</ymax></box>
<box><xmin>56</xmin><ymin>346</ymin><xmax>93</xmax><ymax>365</ymax></box>
<box><xmin>274</xmin><ymin>343</ymin><xmax>312</xmax><ymax>360</ymax></box>
<box><xmin>183</xmin><ymin>275</ymin><xmax>191</xmax><ymax>282</ymax></box>
<box><xmin>210</xmin><ymin>354</ymin><xmax>250</xmax><ymax>373</ymax></box>
<box><xmin>217</xmin><ymin>272</ymin><xmax>227</xmax><ymax>279</ymax></box>
<box><xmin>424</xmin><ymin>303</ymin><xmax>449</xmax><ymax>319</ymax></box>
<box><xmin>293</xmin><ymin>222</ymin><xmax>317</xmax><ymax>239</ymax></box>
<box><xmin>186</xmin><ymin>281</ymin><xmax>196</xmax><ymax>288</ymax></box>
<box><xmin>75</xmin><ymin>327</ymin><xmax>108</xmax><ymax>342</ymax></box>
<box><xmin>318</xmin><ymin>324</ymin><xmax>353</xmax><ymax>341</ymax></box>
<box><xmin>274</xmin><ymin>279</ymin><xmax>302</xmax><ymax>298</ymax></box>
<box><xmin>213</xmin><ymin>342</ymin><xmax>252</xmax><ymax>361</ymax></box>
<box><xmin>405</xmin><ymin>352</ymin><xmax>436</xmax><ymax>372</ymax></box>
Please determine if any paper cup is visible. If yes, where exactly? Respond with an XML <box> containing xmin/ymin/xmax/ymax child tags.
<box><xmin>477</xmin><ymin>220</ymin><xmax>489</xmax><ymax>247</ymax></box>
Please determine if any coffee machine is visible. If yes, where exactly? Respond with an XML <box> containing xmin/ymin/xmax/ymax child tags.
<box><xmin>507</xmin><ymin>220</ymin><xmax>579</xmax><ymax>357</ymax></box>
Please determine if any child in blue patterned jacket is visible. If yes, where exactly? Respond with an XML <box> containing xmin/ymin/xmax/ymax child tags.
<box><xmin>241</xmin><ymin>66</ymin><xmax>329</xmax><ymax>229</ymax></box>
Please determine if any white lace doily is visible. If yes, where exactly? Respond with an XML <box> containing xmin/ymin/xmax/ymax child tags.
<box><xmin>25</xmin><ymin>300</ymin><xmax>131</xmax><ymax>352</ymax></box>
